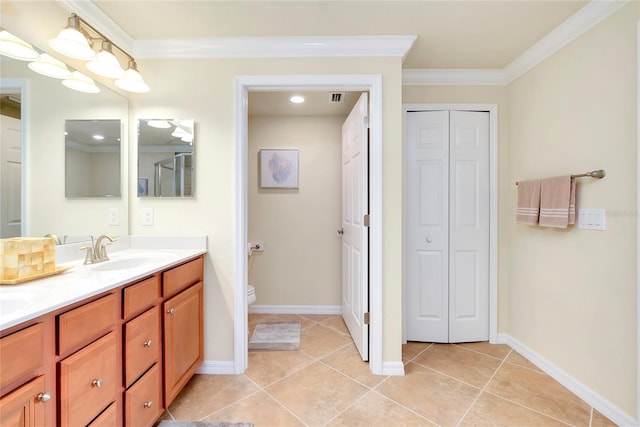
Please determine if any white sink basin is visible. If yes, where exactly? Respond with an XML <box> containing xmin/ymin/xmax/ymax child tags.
<box><xmin>90</xmin><ymin>254</ymin><xmax>173</xmax><ymax>272</ymax></box>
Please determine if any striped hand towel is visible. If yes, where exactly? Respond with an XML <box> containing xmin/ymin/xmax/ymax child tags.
<box><xmin>539</xmin><ymin>175</ymin><xmax>575</xmax><ymax>228</ymax></box>
<box><xmin>516</xmin><ymin>180</ymin><xmax>541</xmax><ymax>224</ymax></box>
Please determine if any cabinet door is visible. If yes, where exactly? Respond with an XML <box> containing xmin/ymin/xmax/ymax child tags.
<box><xmin>59</xmin><ymin>332</ymin><xmax>118</xmax><ymax>427</ymax></box>
<box><xmin>0</xmin><ymin>376</ymin><xmax>47</xmax><ymax>427</ymax></box>
<box><xmin>163</xmin><ymin>281</ymin><xmax>203</xmax><ymax>406</ymax></box>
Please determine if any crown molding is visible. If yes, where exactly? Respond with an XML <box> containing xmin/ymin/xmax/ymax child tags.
<box><xmin>133</xmin><ymin>36</ymin><xmax>417</xmax><ymax>60</ymax></box>
<box><xmin>504</xmin><ymin>0</ymin><xmax>629</xmax><ymax>83</ymax></box>
<box><xmin>403</xmin><ymin>0</ymin><xmax>629</xmax><ymax>86</ymax></box>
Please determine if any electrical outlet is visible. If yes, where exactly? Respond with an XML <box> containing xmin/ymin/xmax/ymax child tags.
<box><xmin>142</xmin><ymin>208</ymin><xmax>154</xmax><ymax>226</ymax></box>
<box><xmin>108</xmin><ymin>208</ymin><xmax>120</xmax><ymax>226</ymax></box>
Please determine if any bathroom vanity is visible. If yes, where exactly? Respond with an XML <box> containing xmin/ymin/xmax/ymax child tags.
<box><xmin>0</xmin><ymin>238</ymin><xmax>206</xmax><ymax>427</ymax></box>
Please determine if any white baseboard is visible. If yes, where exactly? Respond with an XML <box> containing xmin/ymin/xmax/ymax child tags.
<box><xmin>497</xmin><ymin>333</ymin><xmax>637</xmax><ymax>427</ymax></box>
<box><xmin>249</xmin><ymin>305</ymin><xmax>341</xmax><ymax>315</ymax></box>
<box><xmin>196</xmin><ymin>360</ymin><xmax>236</xmax><ymax>375</ymax></box>
<box><xmin>382</xmin><ymin>361</ymin><xmax>405</xmax><ymax>376</ymax></box>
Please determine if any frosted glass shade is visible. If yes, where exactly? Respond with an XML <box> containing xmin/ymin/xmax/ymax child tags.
<box><xmin>49</xmin><ymin>27</ymin><xmax>95</xmax><ymax>60</ymax></box>
<box><xmin>115</xmin><ymin>66</ymin><xmax>150</xmax><ymax>93</ymax></box>
<box><xmin>0</xmin><ymin>30</ymin><xmax>39</xmax><ymax>61</ymax></box>
<box><xmin>62</xmin><ymin>71</ymin><xmax>100</xmax><ymax>93</ymax></box>
<box><xmin>86</xmin><ymin>43</ymin><xmax>124</xmax><ymax>78</ymax></box>
<box><xmin>28</xmin><ymin>54</ymin><xmax>71</xmax><ymax>79</ymax></box>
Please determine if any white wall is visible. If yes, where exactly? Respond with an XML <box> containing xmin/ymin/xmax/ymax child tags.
<box><xmin>247</xmin><ymin>115</ymin><xmax>343</xmax><ymax>307</ymax></box>
<box><xmin>506</xmin><ymin>3</ymin><xmax>638</xmax><ymax>417</ymax></box>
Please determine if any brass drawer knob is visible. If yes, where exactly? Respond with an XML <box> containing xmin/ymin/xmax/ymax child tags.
<box><xmin>37</xmin><ymin>391</ymin><xmax>52</xmax><ymax>402</ymax></box>
<box><xmin>92</xmin><ymin>378</ymin><xmax>103</xmax><ymax>388</ymax></box>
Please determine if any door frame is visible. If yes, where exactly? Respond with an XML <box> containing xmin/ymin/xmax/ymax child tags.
<box><xmin>402</xmin><ymin>103</ymin><xmax>499</xmax><ymax>343</ymax></box>
<box><xmin>234</xmin><ymin>75</ymin><xmax>383</xmax><ymax>374</ymax></box>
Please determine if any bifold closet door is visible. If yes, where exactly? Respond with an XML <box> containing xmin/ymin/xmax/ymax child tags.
<box><xmin>406</xmin><ymin>110</ymin><xmax>489</xmax><ymax>343</ymax></box>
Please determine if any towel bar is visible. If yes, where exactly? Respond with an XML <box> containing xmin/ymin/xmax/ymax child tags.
<box><xmin>516</xmin><ymin>169</ymin><xmax>605</xmax><ymax>185</ymax></box>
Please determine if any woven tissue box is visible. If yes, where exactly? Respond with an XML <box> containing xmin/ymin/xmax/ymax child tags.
<box><xmin>0</xmin><ymin>237</ymin><xmax>57</xmax><ymax>282</ymax></box>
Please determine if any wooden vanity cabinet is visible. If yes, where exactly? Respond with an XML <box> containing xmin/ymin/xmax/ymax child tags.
<box><xmin>0</xmin><ymin>254</ymin><xmax>204</xmax><ymax>427</ymax></box>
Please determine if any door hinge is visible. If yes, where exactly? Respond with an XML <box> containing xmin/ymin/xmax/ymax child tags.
<box><xmin>364</xmin><ymin>116</ymin><xmax>369</xmax><ymax>128</ymax></box>
<box><xmin>364</xmin><ymin>312</ymin><xmax>370</xmax><ymax>325</ymax></box>
<box><xmin>363</xmin><ymin>214</ymin><xmax>370</xmax><ymax>227</ymax></box>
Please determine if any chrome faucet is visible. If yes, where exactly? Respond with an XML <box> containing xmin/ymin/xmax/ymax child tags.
<box><xmin>81</xmin><ymin>234</ymin><xmax>117</xmax><ymax>264</ymax></box>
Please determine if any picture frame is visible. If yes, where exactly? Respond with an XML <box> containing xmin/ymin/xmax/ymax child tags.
<box><xmin>137</xmin><ymin>177</ymin><xmax>149</xmax><ymax>197</ymax></box>
<box><xmin>260</xmin><ymin>149</ymin><xmax>299</xmax><ymax>188</ymax></box>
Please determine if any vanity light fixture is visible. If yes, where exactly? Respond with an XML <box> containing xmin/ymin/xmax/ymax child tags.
<box><xmin>50</xmin><ymin>13</ymin><xmax>150</xmax><ymax>93</ymax></box>
<box><xmin>28</xmin><ymin>53</ymin><xmax>72</xmax><ymax>79</ymax></box>
<box><xmin>62</xmin><ymin>71</ymin><xmax>100</xmax><ymax>94</ymax></box>
<box><xmin>0</xmin><ymin>30</ymin><xmax>39</xmax><ymax>61</ymax></box>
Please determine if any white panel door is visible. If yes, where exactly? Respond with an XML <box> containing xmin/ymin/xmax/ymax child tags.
<box><xmin>1</xmin><ymin>115</ymin><xmax>22</xmax><ymax>238</ymax></box>
<box><xmin>449</xmin><ymin>111</ymin><xmax>489</xmax><ymax>342</ymax></box>
<box><xmin>406</xmin><ymin>110</ymin><xmax>489</xmax><ymax>343</ymax></box>
<box><xmin>406</xmin><ymin>111</ymin><xmax>450</xmax><ymax>343</ymax></box>
<box><xmin>341</xmin><ymin>92</ymin><xmax>369</xmax><ymax>360</ymax></box>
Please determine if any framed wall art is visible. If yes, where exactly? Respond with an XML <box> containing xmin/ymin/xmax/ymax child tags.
<box><xmin>260</xmin><ymin>149</ymin><xmax>299</xmax><ymax>189</ymax></box>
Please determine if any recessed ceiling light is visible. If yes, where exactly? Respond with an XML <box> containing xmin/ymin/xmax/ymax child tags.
<box><xmin>290</xmin><ymin>95</ymin><xmax>305</xmax><ymax>104</ymax></box>
<box><xmin>92</xmin><ymin>134</ymin><xmax>104</xmax><ymax>140</ymax></box>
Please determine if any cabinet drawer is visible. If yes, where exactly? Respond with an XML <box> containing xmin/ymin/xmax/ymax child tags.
<box><xmin>124</xmin><ymin>306</ymin><xmax>161</xmax><ymax>388</ymax></box>
<box><xmin>88</xmin><ymin>402</ymin><xmax>117</xmax><ymax>427</ymax></box>
<box><xmin>58</xmin><ymin>293</ymin><xmax>117</xmax><ymax>356</ymax></box>
<box><xmin>59</xmin><ymin>331</ymin><xmax>118</xmax><ymax>427</ymax></box>
<box><xmin>124</xmin><ymin>364</ymin><xmax>163</xmax><ymax>427</ymax></box>
<box><xmin>123</xmin><ymin>275</ymin><xmax>161</xmax><ymax>320</ymax></box>
<box><xmin>162</xmin><ymin>256</ymin><xmax>203</xmax><ymax>298</ymax></box>
<box><xmin>0</xmin><ymin>323</ymin><xmax>43</xmax><ymax>391</ymax></box>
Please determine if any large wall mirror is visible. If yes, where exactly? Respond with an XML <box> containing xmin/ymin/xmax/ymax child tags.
<box><xmin>65</xmin><ymin>119</ymin><xmax>122</xmax><ymax>198</ymax></box>
<box><xmin>138</xmin><ymin>119</ymin><xmax>194</xmax><ymax>197</ymax></box>
<box><xmin>0</xmin><ymin>32</ymin><xmax>129</xmax><ymax>242</ymax></box>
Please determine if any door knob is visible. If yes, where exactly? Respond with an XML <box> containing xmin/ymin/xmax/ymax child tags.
<box><xmin>426</xmin><ymin>237</ymin><xmax>432</xmax><ymax>243</ymax></box>
<box><xmin>37</xmin><ymin>391</ymin><xmax>52</xmax><ymax>402</ymax></box>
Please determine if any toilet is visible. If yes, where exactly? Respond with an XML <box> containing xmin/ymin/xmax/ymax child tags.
<box><xmin>247</xmin><ymin>285</ymin><xmax>256</xmax><ymax>306</ymax></box>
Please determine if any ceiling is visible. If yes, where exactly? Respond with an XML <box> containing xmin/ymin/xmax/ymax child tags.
<box><xmin>89</xmin><ymin>1</ymin><xmax>590</xmax><ymax>116</ymax></box>
<box><xmin>92</xmin><ymin>0</ymin><xmax>588</xmax><ymax>69</ymax></box>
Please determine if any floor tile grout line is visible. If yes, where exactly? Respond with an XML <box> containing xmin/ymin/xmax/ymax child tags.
<box><xmin>481</xmin><ymin>389</ymin><xmax>575</xmax><ymax>426</ymax></box>
<box><xmin>368</xmin><ymin>387</ymin><xmax>443</xmax><ymax>426</ymax></box>
<box><xmin>403</xmin><ymin>342</ymin><xmax>434</xmax><ymax>364</ymax></box>
<box><xmin>454</xmin><ymin>348</ymin><xmax>513</xmax><ymax>427</ymax></box>
<box><xmin>257</xmin><ymin>384</ymin><xmax>312</xmax><ymax>427</ymax></box>
<box><xmin>317</xmin><ymin>357</ymin><xmax>388</xmax><ymax>391</ymax></box>
<box><xmin>321</xmin><ymin>387</ymin><xmax>374</xmax><ymax>426</ymax></box>
<box><xmin>407</xmin><ymin>359</ymin><xmax>485</xmax><ymax>391</ymax></box>
<box><xmin>451</xmin><ymin>342</ymin><xmax>511</xmax><ymax>362</ymax></box>
<box><xmin>194</xmin><ymin>386</ymin><xmax>265</xmax><ymax>422</ymax></box>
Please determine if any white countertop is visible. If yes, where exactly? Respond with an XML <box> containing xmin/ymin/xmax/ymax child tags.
<box><xmin>0</xmin><ymin>236</ymin><xmax>207</xmax><ymax>331</ymax></box>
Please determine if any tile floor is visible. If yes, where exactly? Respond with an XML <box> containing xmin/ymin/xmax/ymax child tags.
<box><xmin>159</xmin><ymin>314</ymin><xmax>617</xmax><ymax>426</ymax></box>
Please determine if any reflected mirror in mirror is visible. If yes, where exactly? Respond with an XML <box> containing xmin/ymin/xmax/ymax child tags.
<box><xmin>65</xmin><ymin>119</ymin><xmax>121</xmax><ymax>198</ymax></box>
<box><xmin>138</xmin><ymin>119</ymin><xmax>194</xmax><ymax>197</ymax></box>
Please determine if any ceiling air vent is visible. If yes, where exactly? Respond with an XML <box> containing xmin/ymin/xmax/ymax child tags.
<box><xmin>329</xmin><ymin>92</ymin><xmax>344</xmax><ymax>103</ymax></box>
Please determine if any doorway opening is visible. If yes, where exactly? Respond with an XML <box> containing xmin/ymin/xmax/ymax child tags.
<box><xmin>234</xmin><ymin>75</ymin><xmax>384</xmax><ymax>375</ymax></box>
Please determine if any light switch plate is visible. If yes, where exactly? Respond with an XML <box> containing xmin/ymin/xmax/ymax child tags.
<box><xmin>142</xmin><ymin>208</ymin><xmax>154</xmax><ymax>226</ymax></box>
<box><xmin>578</xmin><ymin>208</ymin><xmax>605</xmax><ymax>231</ymax></box>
